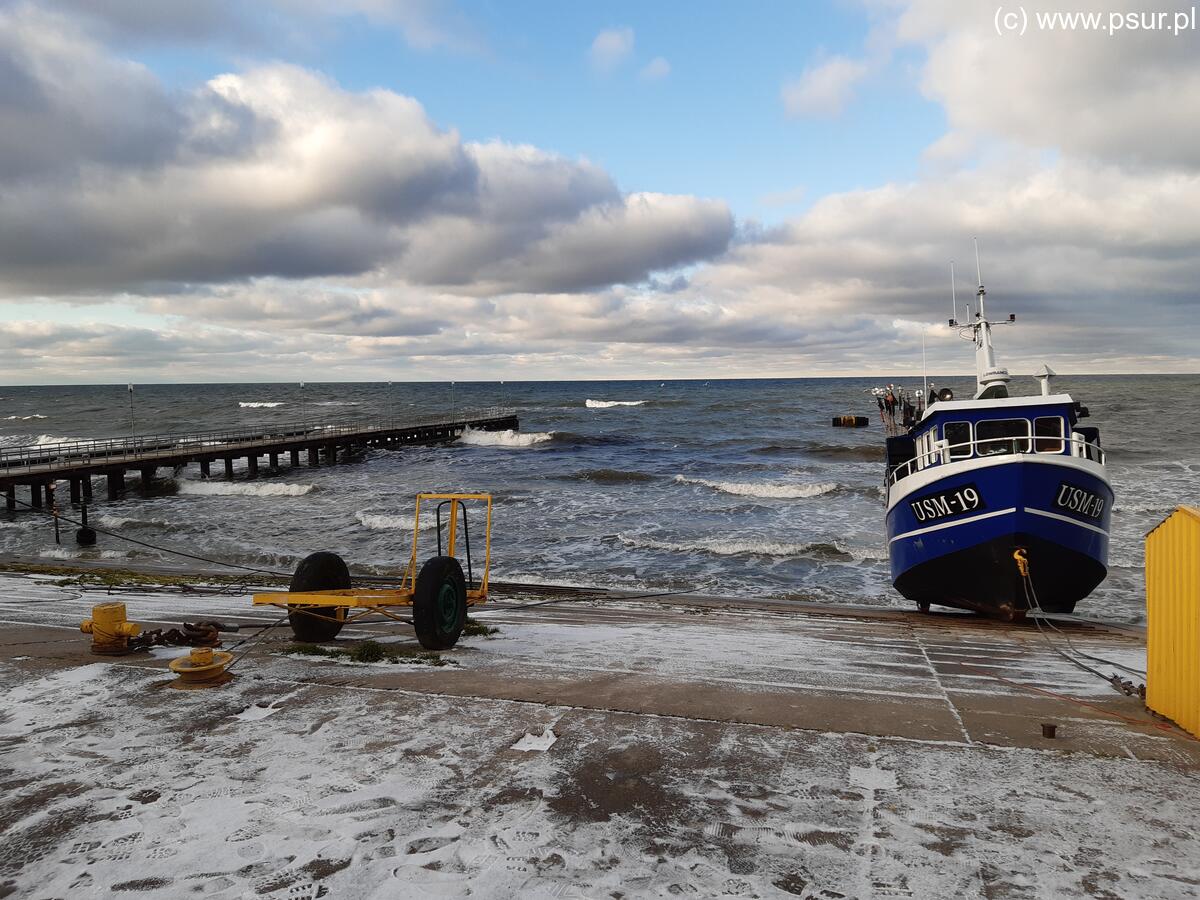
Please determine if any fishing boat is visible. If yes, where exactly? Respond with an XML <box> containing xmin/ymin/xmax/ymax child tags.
<box><xmin>879</xmin><ymin>253</ymin><xmax>1111</xmax><ymax>619</ymax></box>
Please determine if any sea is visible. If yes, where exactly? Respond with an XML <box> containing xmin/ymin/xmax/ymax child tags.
<box><xmin>1</xmin><ymin>375</ymin><xmax>1196</xmax><ymax>624</ymax></box>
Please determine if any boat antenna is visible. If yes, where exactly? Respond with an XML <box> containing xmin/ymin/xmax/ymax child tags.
<box><xmin>921</xmin><ymin>329</ymin><xmax>928</xmax><ymax>407</ymax></box>
<box><xmin>949</xmin><ymin>261</ymin><xmax>958</xmax><ymax>325</ymax></box>
<box><xmin>974</xmin><ymin>237</ymin><xmax>986</xmax><ymax>319</ymax></box>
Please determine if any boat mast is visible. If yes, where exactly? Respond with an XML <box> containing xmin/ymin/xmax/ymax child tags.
<box><xmin>969</xmin><ymin>239</ymin><xmax>1012</xmax><ymax>399</ymax></box>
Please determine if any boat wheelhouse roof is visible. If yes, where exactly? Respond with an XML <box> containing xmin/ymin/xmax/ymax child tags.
<box><xmin>919</xmin><ymin>393</ymin><xmax>1075</xmax><ymax>422</ymax></box>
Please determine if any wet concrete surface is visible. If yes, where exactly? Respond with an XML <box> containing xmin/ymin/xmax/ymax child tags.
<box><xmin>1</xmin><ymin>572</ymin><xmax>1198</xmax><ymax>898</ymax></box>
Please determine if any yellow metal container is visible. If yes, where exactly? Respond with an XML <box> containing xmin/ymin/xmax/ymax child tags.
<box><xmin>1146</xmin><ymin>505</ymin><xmax>1200</xmax><ymax>737</ymax></box>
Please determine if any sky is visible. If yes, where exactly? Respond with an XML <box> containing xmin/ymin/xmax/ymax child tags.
<box><xmin>1</xmin><ymin>0</ymin><xmax>1198</xmax><ymax>383</ymax></box>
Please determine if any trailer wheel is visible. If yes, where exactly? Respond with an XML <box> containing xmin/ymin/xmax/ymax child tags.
<box><xmin>413</xmin><ymin>556</ymin><xmax>467</xmax><ymax>650</ymax></box>
<box><xmin>288</xmin><ymin>551</ymin><xmax>350</xmax><ymax>642</ymax></box>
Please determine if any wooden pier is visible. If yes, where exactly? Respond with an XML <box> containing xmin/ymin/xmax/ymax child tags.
<box><xmin>0</xmin><ymin>408</ymin><xmax>518</xmax><ymax>510</ymax></box>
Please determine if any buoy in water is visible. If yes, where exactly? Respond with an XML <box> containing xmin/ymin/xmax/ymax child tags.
<box><xmin>832</xmin><ymin>415</ymin><xmax>869</xmax><ymax>428</ymax></box>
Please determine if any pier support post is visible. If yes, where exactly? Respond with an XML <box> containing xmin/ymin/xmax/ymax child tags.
<box><xmin>200</xmin><ymin>460</ymin><xmax>210</xmax><ymax>479</ymax></box>
<box><xmin>82</xmin><ymin>478</ymin><xmax>92</xmax><ymax>501</ymax></box>
<box><xmin>290</xmin><ymin>449</ymin><xmax>300</xmax><ymax>467</ymax></box>
<box><xmin>4</xmin><ymin>486</ymin><xmax>14</xmax><ymax>512</ymax></box>
<box><xmin>325</xmin><ymin>443</ymin><xmax>338</xmax><ymax>465</ymax></box>
<box><xmin>246</xmin><ymin>455</ymin><xmax>259</xmax><ymax>478</ymax></box>
<box><xmin>140</xmin><ymin>466</ymin><xmax>156</xmax><ymax>486</ymax></box>
<box><xmin>106</xmin><ymin>473</ymin><xmax>124</xmax><ymax>500</ymax></box>
<box><xmin>224</xmin><ymin>458</ymin><xmax>234</xmax><ymax>479</ymax></box>
<box><xmin>269</xmin><ymin>452</ymin><xmax>279</xmax><ymax>469</ymax></box>
<box><xmin>46</xmin><ymin>482</ymin><xmax>56</xmax><ymax>509</ymax></box>
<box><xmin>30</xmin><ymin>483</ymin><xmax>43</xmax><ymax>508</ymax></box>
<box><xmin>69</xmin><ymin>478</ymin><xmax>81</xmax><ymax>505</ymax></box>
<box><xmin>308</xmin><ymin>447</ymin><xmax>319</xmax><ymax>467</ymax></box>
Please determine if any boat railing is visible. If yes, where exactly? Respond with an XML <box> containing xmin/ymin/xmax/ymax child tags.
<box><xmin>887</xmin><ymin>435</ymin><xmax>1106</xmax><ymax>485</ymax></box>
<box><xmin>0</xmin><ymin>407</ymin><xmax>516</xmax><ymax>474</ymax></box>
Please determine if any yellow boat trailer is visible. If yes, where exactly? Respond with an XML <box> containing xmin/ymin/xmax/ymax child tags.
<box><xmin>253</xmin><ymin>493</ymin><xmax>492</xmax><ymax>650</ymax></box>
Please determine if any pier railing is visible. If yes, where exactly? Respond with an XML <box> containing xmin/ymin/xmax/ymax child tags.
<box><xmin>0</xmin><ymin>408</ymin><xmax>516</xmax><ymax>475</ymax></box>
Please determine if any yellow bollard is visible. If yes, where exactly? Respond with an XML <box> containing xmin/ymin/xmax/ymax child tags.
<box><xmin>169</xmin><ymin>647</ymin><xmax>234</xmax><ymax>687</ymax></box>
<box><xmin>80</xmin><ymin>602</ymin><xmax>141</xmax><ymax>655</ymax></box>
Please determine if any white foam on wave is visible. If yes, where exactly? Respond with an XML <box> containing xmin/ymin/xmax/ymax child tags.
<box><xmin>673</xmin><ymin>475</ymin><xmax>838</xmax><ymax>500</ymax></box>
<box><xmin>97</xmin><ymin>514</ymin><xmax>174</xmax><ymax>529</ymax></box>
<box><xmin>586</xmin><ymin>399</ymin><xmax>647</xmax><ymax>408</ymax></box>
<box><xmin>354</xmin><ymin>511</ymin><xmax>435</xmax><ymax>531</ymax></box>
<box><xmin>239</xmin><ymin>401</ymin><xmax>284</xmax><ymax>408</ymax></box>
<box><xmin>618</xmin><ymin>533</ymin><xmax>886</xmax><ymax>561</ymax></box>
<box><xmin>178</xmin><ymin>481</ymin><xmax>313</xmax><ymax>497</ymax></box>
<box><xmin>35</xmin><ymin>434</ymin><xmax>82</xmax><ymax>446</ymax></box>
<box><xmin>39</xmin><ymin>548</ymin><xmax>131</xmax><ymax>560</ymax></box>
<box><xmin>2</xmin><ymin>414</ymin><xmax>47</xmax><ymax>420</ymax></box>
<box><xmin>458</xmin><ymin>427</ymin><xmax>552</xmax><ymax>448</ymax></box>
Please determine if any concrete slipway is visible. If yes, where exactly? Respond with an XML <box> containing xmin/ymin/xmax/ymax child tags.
<box><xmin>0</xmin><ymin>571</ymin><xmax>1198</xmax><ymax>899</ymax></box>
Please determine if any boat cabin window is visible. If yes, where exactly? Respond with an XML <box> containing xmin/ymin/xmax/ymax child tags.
<box><xmin>943</xmin><ymin>422</ymin><xmax>972</xmax><ymax>459</ymax></box>
<box><xmin>1034</xmin><ymin>416</ymin><xmax>1065</xmax><ymax>453</ymax></box>
<box><xmin>974</xmin><ymin>418</ymin><xmax>1031</xmax><ymax>456</ymax></box>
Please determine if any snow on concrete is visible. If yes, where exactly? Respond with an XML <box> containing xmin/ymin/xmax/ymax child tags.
<box><xmin>511</xmin><ymin>728</ymin><xmax>558</xmax><ymax>752</ymax></box>
<box><xmin>1</xmin><ymin>656</ymin><xmax>1198</xmax><ymax>899</ymax></box>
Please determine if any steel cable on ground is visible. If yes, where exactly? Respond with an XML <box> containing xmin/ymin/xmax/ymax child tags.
<box><xmin>1018</xmin><ymin>553</ymin><xmax>1146</xmax><ymax>693</ymax></box>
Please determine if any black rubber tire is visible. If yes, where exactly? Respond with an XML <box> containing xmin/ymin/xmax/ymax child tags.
<box><xmin>412</xmin><ymin>556</ymin><xmax>467</xmax><ymax>650</ymax></box>
<box><xmin>288</xmin><ymin>551</ymin><xmax>350</xmax><ymax>642</ymax></box>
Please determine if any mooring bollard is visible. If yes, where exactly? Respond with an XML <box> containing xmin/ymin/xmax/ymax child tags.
<box><xmin>80</xmin><ymin>602</ymin><xmax>141</xmax><ymax>655</ymax></box>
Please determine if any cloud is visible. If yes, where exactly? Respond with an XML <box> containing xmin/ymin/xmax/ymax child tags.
<box><xmin>781</xmin><ymin>55</ymin><xmax>870</xmax><ymax>117</ymax></box>
<box><xmin>893</xmin><ymin>0</ymin><xmax>1200</xmax><ymax>168</ymax></box>
<box><xmin>0</xmin><ymin>8</ymin><xmax>732</xmax><ymax>300</ymax></box>
<box><xmin>639</xmin><ymin>56</ymin><xmax>670</xmax><ymax>81</ymax></box>
<box><xmin>41</xmin><ymin>0</ymin><xmax>482</xmax><ymax>52</ymax></box>
<box><xmin>2</xmin><ymin>0</ymin><xmax>1198</xmax><ymax>381</ymax></box>
<box><xmin>588</xmin><ymin>27</ymin><xmax>634</xmax><ymax>74</ymax></box>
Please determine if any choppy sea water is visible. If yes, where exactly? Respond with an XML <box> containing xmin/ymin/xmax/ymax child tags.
<box><xmin>1</xmin><ymin>376</ymin><xmax>1197</xmax><ymax>624</ymax></box>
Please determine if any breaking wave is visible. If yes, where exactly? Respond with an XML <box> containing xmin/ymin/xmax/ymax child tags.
<box><xmin>239</xmin><ymin>401</ymin><xmax>285</xmax><ymax>408</ymax></box>
<box><xmin>458</xmin><ymin>427</ymin><xmax>553</xmax><ymax>448</ymax></box>
<box><xmin>673</xmin><ymin>475</ymin><xmax>838</xmax><ymax>499</ymax></box>
<box><xmin>586</xmin><ymin>399</ymin><xmax>647</xmax><ymax>408</ymax></box>
<box><xmin>354</xmin><ymin>511</ymin><xmax>439</xmax><ymax>531</ymax></box>
<box><xmin>39</xmin><ymin>548</ymin><xmax>133</xmax><ymax>560</ymax></box>
<box><xmin>97</xmin><ymin>515</ymin><xmax>169</xmax><ymax>529</ymax></box>
<box><xmin>618</xmin><ymin>533</ymin><xmax>886</xmax><ymax>561</ymax></box>
<box><xmin>2</xmin><ymin>414</ymin><xmax>47</xmax><ymax>420</ymax></box>
<box><xmin>178</xmin><ymin>481</ymin><xmax>313</xmax><ymax>497</ymax></box>
<box><xmin>35</xmin><ymin>434</ymin><xmax>82</xmax><ymax>446</ymax></box>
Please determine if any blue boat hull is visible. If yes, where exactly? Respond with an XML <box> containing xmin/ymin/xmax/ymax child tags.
<box><xmin>886</xmin><ymin>459</ymin><xmax>1111</xmax><ymax>618</ymax></box>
